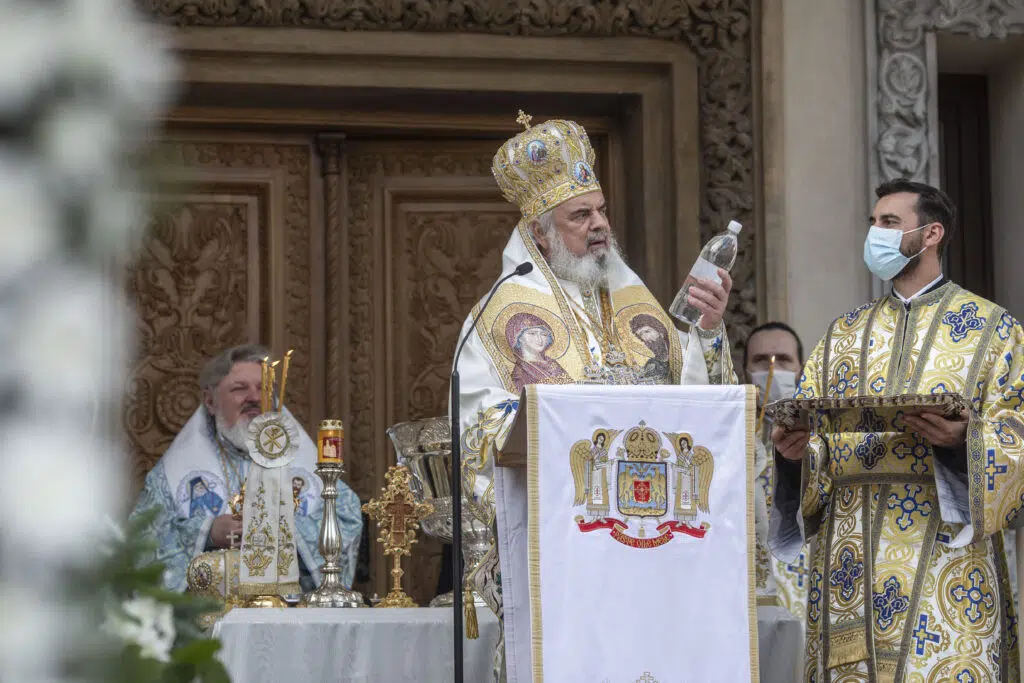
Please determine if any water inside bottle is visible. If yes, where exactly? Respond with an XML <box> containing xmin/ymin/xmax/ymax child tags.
<box><xmin>669</xmin><ymin>232</ymin><xmax>738</xmax><ymax>327</ymax></box>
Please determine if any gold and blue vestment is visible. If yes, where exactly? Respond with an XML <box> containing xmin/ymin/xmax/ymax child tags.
<box><xmin>776</xmin><ymin>282</ymin><xmax>1024</xmax><ymax>682</ymax></box>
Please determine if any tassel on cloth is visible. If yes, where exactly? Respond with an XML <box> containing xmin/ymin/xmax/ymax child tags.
<box><xmin>464</xmin><ymin>587</ymin><xmax>479</xmax><ymax>640</ymax></box>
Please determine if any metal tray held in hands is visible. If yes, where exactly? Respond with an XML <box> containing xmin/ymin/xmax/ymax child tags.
<box><xmin>763</xmin><ymin>392</ymin><xmax>970</xmax><ymax>433</ymax></box>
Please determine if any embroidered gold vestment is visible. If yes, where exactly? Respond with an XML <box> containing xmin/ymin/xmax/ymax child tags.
<box><xmin>454</xmin><ymin>112</ymin><xmax>736</xmax><ymax>682</ymax></box>
<box><xmin>786</xmin><ymin>282</ymin><xmax>1024</xmax><ymax>682</ymax></box>
<box><xmin>758</xmin><ymin>427</ymin><xmax>813</xmax><ymax>622</ymax></box>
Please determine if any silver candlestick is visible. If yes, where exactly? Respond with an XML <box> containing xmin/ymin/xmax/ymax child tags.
<box><xmin>301</xmin><ymin>461</ymin><xmax>365</xmax><ymax>608</ymax></box>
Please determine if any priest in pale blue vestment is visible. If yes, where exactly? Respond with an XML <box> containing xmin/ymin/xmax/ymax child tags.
<box><xmin>130</xmin><ymin>343</ymin><xmax>363</xmax><ymax>593</ymax></box>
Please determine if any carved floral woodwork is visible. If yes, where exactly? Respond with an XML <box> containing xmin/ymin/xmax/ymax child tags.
<box><xmin>138</xmin><ymin>0</ymin><xmax>758</xmax><ymax>369</ymax></box>
<box><xmin>874</xmin><ymin>0</ymin><xmax>1024</xmax><ymax>185</ymax></box>
<box><xmin>337</xmin><ymin>143</ymin><xmax>515</xmax><ymax>600</ymax></box>
<box><xmin>396</xmin><ymin>210</ymin><xmax>516</xmax><ymax>603</ymax></box>
<box><xmin>126</xmin><ymin>141</ymin><xmax>313</xmax><ymax>492</ymax></box>
<box><xmin>397</xmin><ymin>211</ymin><xmax>516</xmax><ymax>421</ymax></box>
<box><xmin>127</xmin><ymin>200</ymin><xmax>251</xmax><ymax>485</ymax></box>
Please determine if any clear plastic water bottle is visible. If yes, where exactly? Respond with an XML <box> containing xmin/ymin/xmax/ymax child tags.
<box><xmin>669</xmin><ymin>220</ymin><xmax>742</xmax><ymax>327</ymax></box>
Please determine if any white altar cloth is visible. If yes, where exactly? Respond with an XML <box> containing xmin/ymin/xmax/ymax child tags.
<box><xmin>213</xmin><ymin>607</ymin><xmax>500</xmax><ymax>683</ymax></box>
<box><xmin>213</xmin><ymin>605</ymin><xmax>800</xmax><ymax>683</ymax></box>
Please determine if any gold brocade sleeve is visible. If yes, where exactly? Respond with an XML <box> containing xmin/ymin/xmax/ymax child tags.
<box><xmin>696</xmin><ymin>324</ymin><xmax>738</xmax><ymax>385</ymax></box>
<box><xmin>967</xmin><ymin>312</ymin><xmax>1024</xmax><ymax>542</ymax></box>
<box><xmin>795</xmin><ymin>335</ymin><xmax>832</xmax><ymax>537</ymax></box>
<box><xmin>461</xmin><ymin>399</ymin><xmax>519</xmax><ymax>526</ymax></box>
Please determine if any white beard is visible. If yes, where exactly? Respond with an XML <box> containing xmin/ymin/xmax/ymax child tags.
<box><xmin>546</xmin><ymin>231</ymin><xmax>622</xmax><ymax>290</ymax></box>
<box><xmin>216</xmin><ymin>413</ymin><xmax>252</xmax><ymax>451</ymax></box>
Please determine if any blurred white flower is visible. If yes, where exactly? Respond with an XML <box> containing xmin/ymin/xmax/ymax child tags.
<box><xmin>0</xmin><ymin>3</ymin><xmax>61</xmax><ymax>118</ymax></box>
<box><xmin>0</xmin><ymin>157</ymin><xmax>59</xmax><ymax>286</ymax></box>
<box><xmin>102</xmin><ymin>596</ymin><xmax>176</xmax><ymax>663</ymax></box>
<box><xmin>85</xmin><ymin>181</ymin><xmax>149</xmax><ymax>261</ymax></box>
<box><xmin>0</xmin><ymin>0</ymin><xmax>175</xmax><ymax>680</ymax></box>
<box><xmin>60</xmin><ymin>0</ymin><xmax>177</xmax><ymax>130</ymax></box>
<box><xmin>0</xmin><ymin>420</ymin><xmax>123</xmax><ymax>562</ymax></box>
<box><xmin>12</xmin><ymin>267</ymin><xmax>129</xmax><ymax>410</ymax></box>
<box><xmin>39</xmin><ymin>102</ymin><xmax>119</xmax><ymax>194</ymax></box>
<box><xmin>0</xmin><ymin>585</ymin><xmax>62</xmax><ymax>681</ymax></box>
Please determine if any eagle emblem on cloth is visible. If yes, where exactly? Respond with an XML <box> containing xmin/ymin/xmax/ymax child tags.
<box><xmin>570</xmin><ymin>421</ymin><xmax>714</xmax><ymax>548</ymax></box>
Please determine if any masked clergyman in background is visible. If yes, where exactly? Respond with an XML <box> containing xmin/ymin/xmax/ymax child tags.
<box><xmin>745</xmin><ymin>322</ymin><xmax>810</xmax><ymax>626</ymax></box>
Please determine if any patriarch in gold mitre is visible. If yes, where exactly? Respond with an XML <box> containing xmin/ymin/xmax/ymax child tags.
<box><xmin>451</xmin><ymin>111</ymin><xmax>739</xmax><ymax>682</ymax></box>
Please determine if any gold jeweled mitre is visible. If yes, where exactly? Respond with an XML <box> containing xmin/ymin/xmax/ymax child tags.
<box><xmin>492</xmin><ymin>110</ymin><xmax>602</xmax><ymax>220</ymax></box>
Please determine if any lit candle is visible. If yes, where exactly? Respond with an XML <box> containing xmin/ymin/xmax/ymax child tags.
<box><xmin>261</xmin><ymin>357</ymin><xmax>270</xmax><ymax>413</ymax></box>
<box><xmin>757</xmin><ymin>355</ymin><xmax>776</xmax><ymax>432</ymax></box>
<box><xmin>270</xmin><ymin>360</ymin><xmax>280</xmax><ymax>411</ymax></box>
<box><xmin>318</xmin><ymin>419</ymin><xmax>344</xmax><ymax>465</ymax></box>
<box><xmin>279</xmin><ymin>349</ymin><xmax>293</xmax><ymax>409</ymax></box>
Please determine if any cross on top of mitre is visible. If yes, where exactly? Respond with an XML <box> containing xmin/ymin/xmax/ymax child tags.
<box><xmin>516</xmin><ymin>109</ymin><xmax>532</xmax><ymax>130</ymax></box>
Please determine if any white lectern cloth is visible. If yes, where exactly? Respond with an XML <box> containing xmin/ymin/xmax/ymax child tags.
<box><xmin>497</xmin><ymin>384</ymin><xmax>758</xmax><ymax>683</ymax></box>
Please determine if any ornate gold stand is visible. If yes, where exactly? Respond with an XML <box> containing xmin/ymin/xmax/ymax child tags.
<box><xmin>300</xmin><ymin>461</ymin><xmax>365</xmax><ymax>608</ymax></box>
<box><xmin>363</xmin><ymin>466</ymin><xmax>432</xmax><ymax>608</ymax></box>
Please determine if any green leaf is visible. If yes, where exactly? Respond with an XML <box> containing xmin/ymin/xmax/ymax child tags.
<box><xmin>117</xmin><ymin>644</ymin><xmax>166</xmax><ymax>681</ymax></box>
<box><xmin>170</xmin><ymin>638</ymin><xmax>221</xmax><ymax>665</ymax></box>
<box><xmin>198</xmin><ymin>658</ymin><xmax>232</xmax><ymax>683</ymax></box>
<box><xmin>161</xmin><ymin>662</ymin><xmax>198</xmax><ymax>683</ymax></box>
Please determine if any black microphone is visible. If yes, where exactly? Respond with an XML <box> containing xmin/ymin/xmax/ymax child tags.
<box><xmin>449</xmin><ymin>260</ymin><xmax>532</xmax><ymax>683</ymax></box>
<box><xmin>452</xmin><ymin>262</ymin><xmax>533</xmax><ymax>368</ymax></box>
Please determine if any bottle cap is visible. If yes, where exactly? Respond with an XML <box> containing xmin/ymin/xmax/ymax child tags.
<box><xmin>727</xmin><ymin>220</ymin><xmax>742</xmax><ymax>234</ymax></box>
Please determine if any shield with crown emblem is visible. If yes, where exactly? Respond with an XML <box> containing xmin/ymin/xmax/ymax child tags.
<box><xmin>616</xmin><ymin>424</ymin><xmax>668</xmax><ymax>518</ymax></box>
<box><xmin>570</xmin><ymin>420</ymin><xmax>714</xmax><ymax>548</ymax></box>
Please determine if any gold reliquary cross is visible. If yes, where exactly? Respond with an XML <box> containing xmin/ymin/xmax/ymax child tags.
<box><xmin>362</xmin><ymin>466</ymin><xmax>433</xmax><ymax>608</ymax></box>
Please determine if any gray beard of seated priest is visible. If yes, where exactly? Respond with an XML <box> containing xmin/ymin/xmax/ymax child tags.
<box><xmin>128</xmin><ymin>343</ymin><xmax>363</xmax><ymax>593</ymax></box>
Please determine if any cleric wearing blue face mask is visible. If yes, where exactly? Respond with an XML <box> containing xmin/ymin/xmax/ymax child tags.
<box><xmin>768</xmin><ymin>179</ymin><xmax>1024</xmax><ymax>680</ymax></box>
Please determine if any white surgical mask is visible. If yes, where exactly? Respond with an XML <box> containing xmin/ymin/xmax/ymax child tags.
<box><xmin>750</xmin><ymin>369</ymin><xmax>798</xmax><ymax>403</ymax></box>
<box><xmin>862</xmin><ymin>224</ymin><xmax>927</xmax><ymax>281</ymax></box>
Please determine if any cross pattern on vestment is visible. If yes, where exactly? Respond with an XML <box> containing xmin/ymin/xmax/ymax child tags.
<box><xmin>985</xmin><ymin>448</ymin><xmax>1008</xmax><ymax>491</ymax></box>
<box><xmin>829</xmin><ymin>547</ymin><xmax>864</xmax><ymax>601</ymax></box>
<box><xmin>912</xmin><ymin>613</ymin><xmax>940</xmax><ymax>655</ymax></box>
<box><xmin>951</xmin><ymin>568</ymin><xmax>995</xmax><ymax>623</ymax></box>
<box><xmin>892</xmin><ymin>438</ymin><xmax>929</xmax><ymax>475</ymax></box>
<box><xmin>635</xmin><ymin>674</ymin><xmax>658</xmax><ymax>683</ymax></box>
<box><xmin>786</xmin><ymin>553</ymin><xmax>809</xmax><ymax>588</ymax></box>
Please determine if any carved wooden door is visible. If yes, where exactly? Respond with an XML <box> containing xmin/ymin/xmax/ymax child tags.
<box><xmin>126</xmin><ymin>133</ymin><xmax>320</xmax><ymax>494</ymax></box>
<box><xmin>322</xmin><ymin>138</ymin><xmax>520</xmax><ymax>602</ymax></box>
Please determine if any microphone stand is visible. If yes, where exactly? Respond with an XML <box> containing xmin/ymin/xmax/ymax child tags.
<box><xmin>450</xmin><ymin>262</ymin><xmax>532</xmax><ymax>683</ymax></box>
<box><xmin>450</xmin><ymin>369</ymin><xmax>465</xmax><ymax>683</ymax></box>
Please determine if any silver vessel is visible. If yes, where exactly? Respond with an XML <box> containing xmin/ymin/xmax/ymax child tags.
<box><xmin>387</xmin><ymin>417</ymin><xmax>491</xmax><ymax>607</ymax></box>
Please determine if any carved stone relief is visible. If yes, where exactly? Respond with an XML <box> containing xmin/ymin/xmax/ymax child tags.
<box><xmin>139</xmin><ymin>0</ymin><xmax>758</xmax><ymax>369</ymax></box>
<box><xmin>874</xmin><ymin>0</ymin><xmax>1024</xmax><ymax>185</ymax></box>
